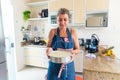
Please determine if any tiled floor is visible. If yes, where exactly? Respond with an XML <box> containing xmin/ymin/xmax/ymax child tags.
<box><xmin>16</xmin><ymin>66</ymin><xmax>47</xmax><ymax>80</ymax></box>
<box><xmin>16</xmin><ymin>66</ymin><xmax>83</xmax><ymax>80</ymax></box>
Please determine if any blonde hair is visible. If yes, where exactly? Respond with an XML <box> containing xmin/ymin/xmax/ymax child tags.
<box><xmin>57</xmin><ymin>8</ymin><xmax>71</xmax><ymax>19</ymax></box>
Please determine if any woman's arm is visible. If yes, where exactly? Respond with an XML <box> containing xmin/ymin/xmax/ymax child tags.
<box><xmin>46</xmin><ymin>28</ymin><xmax>56</xmax><ymax>57</ymax></box>
<box><xmin>71</xmin><ymin>28</ymin><xmax>80</xmax><ymax>55</ymax></box>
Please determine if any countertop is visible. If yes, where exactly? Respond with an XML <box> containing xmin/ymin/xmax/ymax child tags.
<box><xmin>24</xmin><ymin>45</ymin><xmax>120</xmax><ymax>74</ymax></box>
<box><xmin>24</xmin><ymin>45</ymin><xmax>47</xmax><ymax>48</ymax></box>
<box><xmin>84</xmin><ymin>53</ymin><xmax>120</xmax><ymax>74</ymax></box>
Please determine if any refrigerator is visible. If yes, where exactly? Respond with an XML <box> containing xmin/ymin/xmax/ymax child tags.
<box><xmin>0</xmin><ymin>4</ymin><xmax>8</xmax><ymax>80</ymax></box>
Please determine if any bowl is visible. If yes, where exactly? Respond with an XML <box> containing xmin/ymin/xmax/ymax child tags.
<box><xmin>49</xmin><ymin>50</ymin><xmax>72</xmax><ymax>63</ymax></box>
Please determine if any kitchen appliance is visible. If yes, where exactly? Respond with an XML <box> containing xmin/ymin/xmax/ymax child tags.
<box><xmin>41</xmin><ymin>9</ymin><xmax>48</xmax><ymax>18</ymax></box>
<box><xmin>86</xmin><ymin>16</ymin><xmax>108</xmax><ymax>27</ymax></box>
<box><xmin>34</xmin><ymin>37</ymin><xmax>40</xmax><ymax>45</ymax></box>
<box><xmin>85</xmin><ymin>39</ymin><xmax>91</xmax><ymax>50</ymax></box>
<box><xmin>88</xmin><ymin>34</ymin><xmax>100</xmax><ymax>53</ymax></box>
<box><xmin>49</xmin><ymin>51</ymin><xmax>72</xmax><ymax>63</ymax></box>
<box><xmin>78</xmin><ymin>38</ymin><xmax>84</xmax><ymax>46</ymax></box>
<box><xmin>85</xmin><ymin>34</ymin><xmax>100</xmax><ymax>53</ymax></box>
<box><xmin>0</xmin><ymin>9</ymin><xmax>8</xmax><ymax>80</ymax></box>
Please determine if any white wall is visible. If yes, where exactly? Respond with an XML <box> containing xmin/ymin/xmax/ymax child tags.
<box><xmin>108</xmin><ymin>0</ymin><xmax>120</xmax><ymax>58</ymax></box>
<box><xmin>12</xmin><ymin>0</ymin><xmax>28</xmax><ymax>71</ymax></box>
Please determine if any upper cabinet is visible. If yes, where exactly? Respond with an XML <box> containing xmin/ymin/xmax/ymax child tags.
<box><xmin>49</xmin><ymin>0</ymin><xmax>73</xmax><ymax>12</ymax></box>
<box><xmin>49</xmin><ymin>0</ymin><xmax>74</xmax><ymax>26</ymax></box>
<box><xmin>86</xmin><ymin>0</ymin><xmax>109</xmax><ymax>28</ymax></box>
<box><xmin>74</xmin><ymin>0</ymin><xmax>85</xmax><ymax>25</ymax></box>
<box><xmin>86</xmin><ymin>0</ymin><xmax>109</xmax><ymax>12</ymax></box>
<box><xmin>49</xmin><ymin>0</ymin><xmax>58</xmax><ymax>12</ymax></box>
<box><xmin>62</xmin><ymin>0</ymin><xmax>73</xmax><ymax>11</ymax></box>
<box><xmin>49</xmin><ymin>0</ymin><xmax>85</xmax><ymax>26</ymax></box>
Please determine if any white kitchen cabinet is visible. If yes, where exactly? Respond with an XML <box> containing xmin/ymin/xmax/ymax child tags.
<box><xmin>86</xmin><ymin>0</ymin><xmax>109</xmax><ymax>13</ymax></box>
<box><xmin>24</xmin><ymin>45</ymin><xmax>83</xmax><ymax>72</ymax></box>
<box><xmin>49</xmin><ymin>0</ymin><xmax>85</xmax><ymax>26</ymax></box>
<box><xmin>49</xmin><ymin>0</ymin><xmax>58</xmax><ymax>12</ymax></box>
<box><xmin>74</xmin><ymin>0</ymin><xmax>85</xmax><ymax>26</ymax></box>
<box><xmin>85</xmin><ymin>0</ymin><xmax>109</xmax><ymax>28</ymax></box>
<box><xmin>49</xmin><ymin>0</ymin><xmax>73</xmax><ymax>12</ymax></box>
<box><xmin>74</xmin><ymin>50</ymin><xmax>84</xmax><ymax>73</ymax></box>
<box><xmin>24</xmin><ymin>46</ymin><xmax>48</xmax><ymax>68</ymax></box>
<box><xmin>57</xmin><ymin>0</ymin><xmax>73</xmax><ymax>11</ymax></box>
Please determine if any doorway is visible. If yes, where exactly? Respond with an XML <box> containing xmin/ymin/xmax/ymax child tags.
<box><xmin>1</xmin><ymin>0</ymin><xmax>16</xmax><ymax>80</ymax></box>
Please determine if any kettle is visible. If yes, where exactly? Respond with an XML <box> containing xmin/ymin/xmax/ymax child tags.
<box><xmin>88</xmin><ymin>34</ymin><xmax>100</xmax><ymax>53</ymax></box>
<box><xmin>91</xmin><ymin>34</ymin><xmax>99</xmax><ymax>46</ymax></box>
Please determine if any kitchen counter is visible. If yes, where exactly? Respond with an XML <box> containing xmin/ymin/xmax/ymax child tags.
<box><xmin>83</xmin><ymin>52</ymin><xmax>120</xmax><ymax>80</ymax></box>
<box><xmin>24</xmin><ymin>45</ymin><xmax>84</xmax><ymax>73</ymax></box>
<box><xmin>24</xmin><ymin>44</ymin><xmax>47</xmax><ymax>48</ymax></box>
<box><xmin>24</xmin><ymin>45</ymin><xmax>48</xmax><ymax>68</ymax></box>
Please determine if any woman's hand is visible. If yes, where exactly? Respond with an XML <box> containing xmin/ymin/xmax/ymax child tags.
<box><xmin>71</xmin><ymin>51</ymin><xmax>76</xmax><ymax>60</ymax></box>
<box><xmin>46</xmin><ymin>47</ymin><xmax>53</xmax><ymax>59</ymax></box>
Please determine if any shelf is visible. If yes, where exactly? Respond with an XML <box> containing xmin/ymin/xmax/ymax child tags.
<box><xmin>86</xmin><ymin>10</ymin><xmax>108</xmax><ymax>15</ymax></box>
<box><xmin>73</xmin><ymin>23</ymin><xmax>85</xmax><ymax>27</ymax></box>
<box><xmin>28</xmin><ymin>18</ymin><xmax>48</xmax><ymax>21</ymax></box>
<box><xmin>85</xmin><ymin>26</ymin><xmax>108</xmax><ymax>29</ymax></box>
<box><xmin>26</xmin><ymin>0</ymin><xmax>49</xmax><ymax>6</ymax></box>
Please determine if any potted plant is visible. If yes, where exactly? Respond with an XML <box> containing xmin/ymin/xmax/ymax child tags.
<box><xmin>23</xmin><ymin>10</ymin><xmax>31</xmax><ymax>21</ymax></box>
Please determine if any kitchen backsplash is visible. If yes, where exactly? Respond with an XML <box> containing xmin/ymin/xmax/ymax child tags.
<box><xmin>27</xmin><ymin>20</ymin><xmax>50</xmax><ymax>40</ymax></box>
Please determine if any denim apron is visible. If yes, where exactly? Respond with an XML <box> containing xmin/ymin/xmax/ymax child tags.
<box><xmin>47</xmin><ymin>28</ymin><xmax>75</xmax><ymax>80</ymax></box>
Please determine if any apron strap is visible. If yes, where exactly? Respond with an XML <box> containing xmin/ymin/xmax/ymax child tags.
<box><xmin>67</xmin><ymin>28</ymin><xmax>72</xmax><ymax>41</ymax></box>
<box><xmin>58</xmin><ymin>60</ymin><xmax>73</xmax><ymax>78</ymax></box>
<box><xmin>56</xmin><ymin>27</ymin><xmax>72</xmax><ymax>41</ymax></box>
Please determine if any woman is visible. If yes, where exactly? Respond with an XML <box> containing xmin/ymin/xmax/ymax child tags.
<box><xmin>46</xmin><ymin>8</ymin><xmax>80</xmax><ymax>80</ymax></box>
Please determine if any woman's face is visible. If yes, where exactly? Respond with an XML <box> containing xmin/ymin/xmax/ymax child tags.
<box><xmin>57</xmin><ymin>14</ymin><xmax>69</xmax><ymax>28</ymax></box>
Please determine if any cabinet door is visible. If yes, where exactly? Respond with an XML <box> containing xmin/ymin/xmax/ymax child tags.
<box><xmin>49</xmin><ymin>0</ymin><xmax>58</xmax><ymax>12</ymax></box>
<box><xmin>86</xmin><ymin>0</ymin><xmax>109</xmax><ymax>12</ymax></box>
<box><xmin>74</xmin><ymin>52</ymin><xmax>83</xmax><ymax>73</ymax></box>
<box><xmin>74</xmin><ymin>0</ymin><xmax>85</xmax><ymax>24</ymax></box>
<box><xmin>61</xmin><ymin>0</ymin><xmax>73</xmax><ymax>11</ymax></box>
<box><xmin>41</xmin><ymin>48</ymin><xmax>49</xmax><ymax>68</ymax></box>
<box><xmin>24</xmin><ymin>47</ymin><xmax>48</xmax><ymax>68</ymax></box>
<box><xmin>25</xmin><ymin>57</ymin><xmax>44</xmax><ymax>66</ymax></box>
<box><xmin>25</xmin><ymin>48</ymin><xmax>44</xmax><ymax>57</ymax></box>
<box><xmin>49</xmin><ymin>0</ymin><xmax>73</xmax><ymax>12</ymax></box>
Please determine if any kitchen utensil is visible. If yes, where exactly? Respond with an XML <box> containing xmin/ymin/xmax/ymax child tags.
<box><xmin>49</xmin><ymin>51</ymin><xmax>72</xmax><ymax>63</ymax></box>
